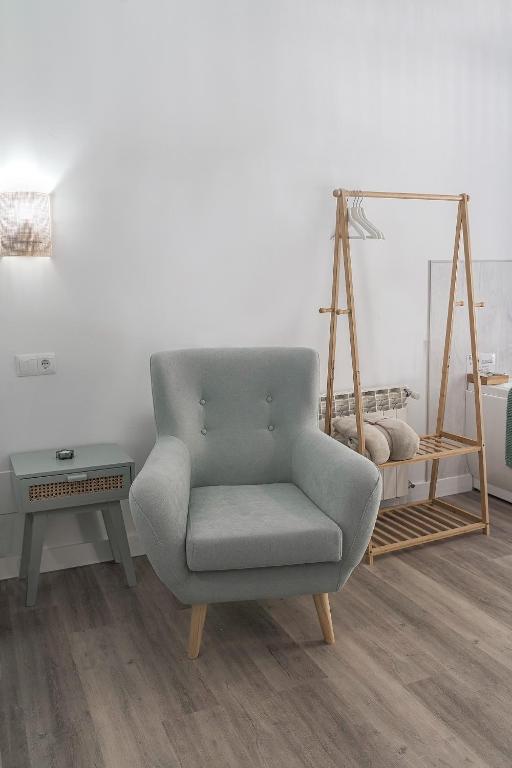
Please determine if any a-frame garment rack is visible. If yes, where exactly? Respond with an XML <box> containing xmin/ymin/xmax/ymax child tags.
<box><xmin>321</xmin><ymin>188</ymin><xmax>489</xmax><ymax>564</ymax></box>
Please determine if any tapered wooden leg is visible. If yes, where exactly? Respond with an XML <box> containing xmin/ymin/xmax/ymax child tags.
<box><xmin>188</xmin><ymin>604</ymin><xmax>207</xmax><ymax>659</ymax></box>
<box><xmin>313</xmin><ymin>593</ymin><xmax>335</xmax><ymax>645</ymax></box>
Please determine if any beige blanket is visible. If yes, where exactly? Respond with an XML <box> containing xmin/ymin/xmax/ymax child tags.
<box><xmin>331</xmin><ymin>414</ymin><xmax>420</xmax><ymax>464</ymax></box>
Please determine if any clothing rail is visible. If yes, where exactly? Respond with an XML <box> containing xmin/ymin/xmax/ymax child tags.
<box><xmin>320</xmin><ymin>185</ymin><xmax>489</xmax><ymax>564</ymax></box>
<box><xmin>333</xmin><ymin>189</ymin><xmax>466</xmax><ymax>202</ymax></box>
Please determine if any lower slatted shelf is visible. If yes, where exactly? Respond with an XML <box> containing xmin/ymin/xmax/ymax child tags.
<box><xmin>369</xmin><ymin>498</ymin><xmax>485</xmax><ymax>560</ymax></box>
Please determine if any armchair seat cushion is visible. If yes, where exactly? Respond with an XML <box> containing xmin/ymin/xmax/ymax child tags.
<box><xmin>186</xmin><ymin>483</ymin><xmax>343</xmax><ymax>572</ymax></box>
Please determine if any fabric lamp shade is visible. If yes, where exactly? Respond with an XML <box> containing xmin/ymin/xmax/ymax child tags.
<box><xmin>0</xmin><ymin>191</ymin><xmax>52</xmax><ymax>257</ymax></box>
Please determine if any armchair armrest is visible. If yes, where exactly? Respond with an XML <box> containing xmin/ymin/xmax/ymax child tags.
<box><xmin>292</xmin><ymin>429</ymin><xmax>382</xmax><ymax>586</ymax></box>
<box><xmin>129</xmin><ymin>436</ymin><xmax>191</xmax><ymax>590</ymax></box>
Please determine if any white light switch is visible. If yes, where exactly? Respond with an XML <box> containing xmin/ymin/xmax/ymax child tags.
<box><xmin>15</xmin><ymin>353</ymin><xmax>56</xmax><ymax>377</ymax></box>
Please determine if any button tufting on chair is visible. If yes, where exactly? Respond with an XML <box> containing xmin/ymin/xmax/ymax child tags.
<box><xmin>268</xmin><ymin>425</ymin><xmax>274</xmax><ymax>431</ymax></box>
<box><xmin>266</xmin><ymin>394</ymin><xmax>273</xmax><ymax>403</ymax></box>
<box><xmin>201</xmin><ymin>428</ymin><xmax>207</xmax><ymax>435</ymax></box>
<box><xmin>199</xmin><ymin>398</ymin><xmax>206</xmax><ymax>405</ymax></box>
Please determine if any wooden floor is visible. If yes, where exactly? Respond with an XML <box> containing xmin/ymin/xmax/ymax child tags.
<box><xmin>2</xmin><ymin>491</ymin><xmax>512</xmax><ymax>767</ymax></box>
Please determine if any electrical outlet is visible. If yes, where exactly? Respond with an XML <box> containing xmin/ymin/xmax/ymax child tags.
<box><xmin>15</xmin><ymin>353</ymin><xmax>56</xmax><ymax>377</ymax></box>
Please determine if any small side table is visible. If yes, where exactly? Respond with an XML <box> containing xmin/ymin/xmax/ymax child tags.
<box><xmin>10</xmin><ymin>443</ymin><xmax>137</xmax><ymax>607</ymax></box>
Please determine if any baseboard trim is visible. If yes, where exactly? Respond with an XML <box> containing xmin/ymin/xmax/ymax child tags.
<box><xmin>0</xmin><ymin>531</ymin><xmax>144</xmax><ymax>581</ymax></box>
<box><xmin>381</xmin><ymin>473</ymin><xmax>474</xmax><ymax>507</ymax></box>
<box><xmin>407</xmin><ymin>472</ymin><xmax>474</xmax><ymax>501</ymax></box>
<box><xmin>473</xmin><ymin>478</ymin><xmax>512</xmax><ymax>504</ymax></box>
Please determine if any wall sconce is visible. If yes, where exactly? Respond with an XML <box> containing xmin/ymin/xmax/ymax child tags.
<box><xmin>0</xmin><ymin>191</ymin><xmax>52</xmax><ymax>257</ymax></box>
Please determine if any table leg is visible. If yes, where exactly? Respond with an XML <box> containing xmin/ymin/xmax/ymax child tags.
<box><xmin>25</xmin><ymin>513</ymin><xmax>48</xmax><ymax>607</ymax></box>
<box><xmin>19</xmin><ymin>513</ymin><xmax>34</xmax><ymax>578</ymax></box>
<box><xmin>101</xmin><ymin>508</ymin><xmax>121</xmax><ymax>563</ymax></box>
<box><xmin>104</xmin><ymin>502</ymin><xmax>136</xmax><ymax>587</ymax></box>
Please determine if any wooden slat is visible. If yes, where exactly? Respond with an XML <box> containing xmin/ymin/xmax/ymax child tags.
<box><xmin>417</xmin><ymin>442</ymin><xmax>438</xmax><ymax>453</ymax></box>
<box><xmin>370</xmin><ymin>521</ymin><xmax>485</xmax><ymax>555</ymax></box>
<box><xmin>390</xmin><ymin>510</ymin><xmax>435</xmax><ymax>537</ymax></box>
<box><xmin>415</xmin><ymin>504</ymin><xmax>466</xmax><ymax>529</ymax></box>
<box><xmin>379</xmin><ymin>438</ymin><xmax>480</xmax><ymax>469</ymax></box>
<box><xmin>420</xmin><ymin>443</ymin><xmax>441</xmax><ymax>453</ymax></box>
<box><xmin>371</xmin><ymin>524</ymin><xmax>401</xmax><ymax>545</ymax></box>
<box><xmin>461</xmin><ymin>194</ymin><xmax>490</xmax><ymax>534</ymax></box>
<box><xmin>377</xmin><ymin>514</ymin><xmax>421</xmax><ymax>539</ymax></box>
<box><xmin>424</xmin><ymin>437</ymin><xmax>461</xmax><ymax>450</ymax></box>
<box><xmin>420</xmin><ymin>431</ymin><xmax>479</xmax><ymax>447</ymax></box>
<box><xmin>421</xmin><ymin>437</ymin><xmax>445</xmax><ymax>448</ymax></box>
<box><xmin>391</xmin><ymin>506</ymin><xmax>447</xmax><ymax>534</ymax></box>
<box><xmin>434</xmin><ymin>437</ymin><xmax>474</xmax><ymax>451</ymax></box>
<box><xmin>431</xmin><ymin>442</ymin><xmax>459</xmax><ymax>453</ymax></box>
<box><xmin>375</xmin><ymin>518</ymin><xmax>409</xmax><ymax>542</ymax></box>
<box><xmin>414</xmin><ymin>505</ymin><xmax>455</xmax><ymax>531</ymax></box>
<box><xmin>370</xmin><ymin>531</ymin><xmax>393</xmax><ymax>546</ymax></box>
<box><xmin>429</xmin><ymin>501</ymin><xmax>476</xmax><ymax>525</ymax></box>
<box><xmin>340</xmin><ymin>190</ymin><xmax>365</xmax><ymax>455</ymax></box>
<box><xmin>371</xmin><ymin>498</ymin><xmax>487</xmax><ymax>559</ymax></box>
<box><xmin>372</xmin><ymin>530</ymin><xmax>400</xmax><ymax>546</ymax></box>
<box><xmin>438</xmin><ymin>440</ymin><xmax>466</xmax><ymax>451</ymax></box>
<box><xmin>435</xmin><ymin>498</ymin><xmax>482</xmax><ymax>522</ymax></box>
<box><xmin>439</xmin><ymin>430</ymin><xmax>481</xmax><ymax>447</ymax></box>
<box><xmin>405</xmin><ymin>506</ymin><xmax>451</xmax><ymax>532</ymax></box>
<box><xmin>370</xmin><ymin>531</ymin><xmax>394</xmax><ymax>547</ymax></box>
<box><xmin>426</xmin><ymin>505</ymin><xmax>469</xmax><ymax>527</ymax></box>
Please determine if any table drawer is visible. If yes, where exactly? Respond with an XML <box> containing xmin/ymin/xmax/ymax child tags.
<box><xmin>20</xmin><ymin>466</ymin><xmax>132</xmax><ymax>512</ymax></box>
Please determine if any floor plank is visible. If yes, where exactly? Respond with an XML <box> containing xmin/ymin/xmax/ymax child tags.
<box><xmin>1</xmin><ymin>491</ymin><xmax>511</xmax><ymax>767</ymax></box>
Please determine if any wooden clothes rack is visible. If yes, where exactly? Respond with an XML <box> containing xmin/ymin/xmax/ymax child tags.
<box><xmin>320</xmin><ymin>188</ymin><xmax>489</xmax><ymax>563</ymax></box>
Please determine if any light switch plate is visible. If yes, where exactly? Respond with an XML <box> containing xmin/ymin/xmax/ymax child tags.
<box><xmin>15</xmin><ymin>353</ymin><xmax>56</xmax><ymax>377</ymax></box>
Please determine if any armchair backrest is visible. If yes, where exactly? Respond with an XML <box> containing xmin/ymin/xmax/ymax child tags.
<box><xmin>150</xmin><ymin>347</ymin><xmax>319</xmax><ymax>487</ymax></box>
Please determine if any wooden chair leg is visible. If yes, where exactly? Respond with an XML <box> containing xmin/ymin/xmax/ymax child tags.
<box><xmin>188</xmin><ymin>604</ymin><xmax>207</xmax><ymax>659</ymax></box>
<box><xmin>313</xmin><ymin>593</ymin><xmax>335</xmax><ymax>645</ymax></box>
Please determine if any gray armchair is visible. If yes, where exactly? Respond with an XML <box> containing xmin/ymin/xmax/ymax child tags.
<box><xmin>130</xmin><ymin>348</ymin><xmax>381</xmax><ymax>658</ymax></box>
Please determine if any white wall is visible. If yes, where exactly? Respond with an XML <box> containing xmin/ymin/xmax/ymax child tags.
<box><xmin>1</xmin><ymin>0</ymin><xmax>511</xmax><ymax>572</ymax></box>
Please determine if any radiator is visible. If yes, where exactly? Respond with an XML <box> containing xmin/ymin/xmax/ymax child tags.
<box><xmin>320</xmin><ymin>386</ymin><xmax>413</xmax><ymax>501</ymax></box>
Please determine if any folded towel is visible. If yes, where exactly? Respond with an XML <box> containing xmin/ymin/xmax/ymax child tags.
<box><xmin>331</xmin><ymin>414</ymin><xmax>419</xmax><ymax>464</ymax></box>
<box><xmin>331</xmin><ymin>416</ymin><xmax>390</xmax><ymax>464</ymax></box>
<box><xmin>366</xmin><ymin>414</ymin><xmax>420</xmax><ymax>461</ymax></box>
